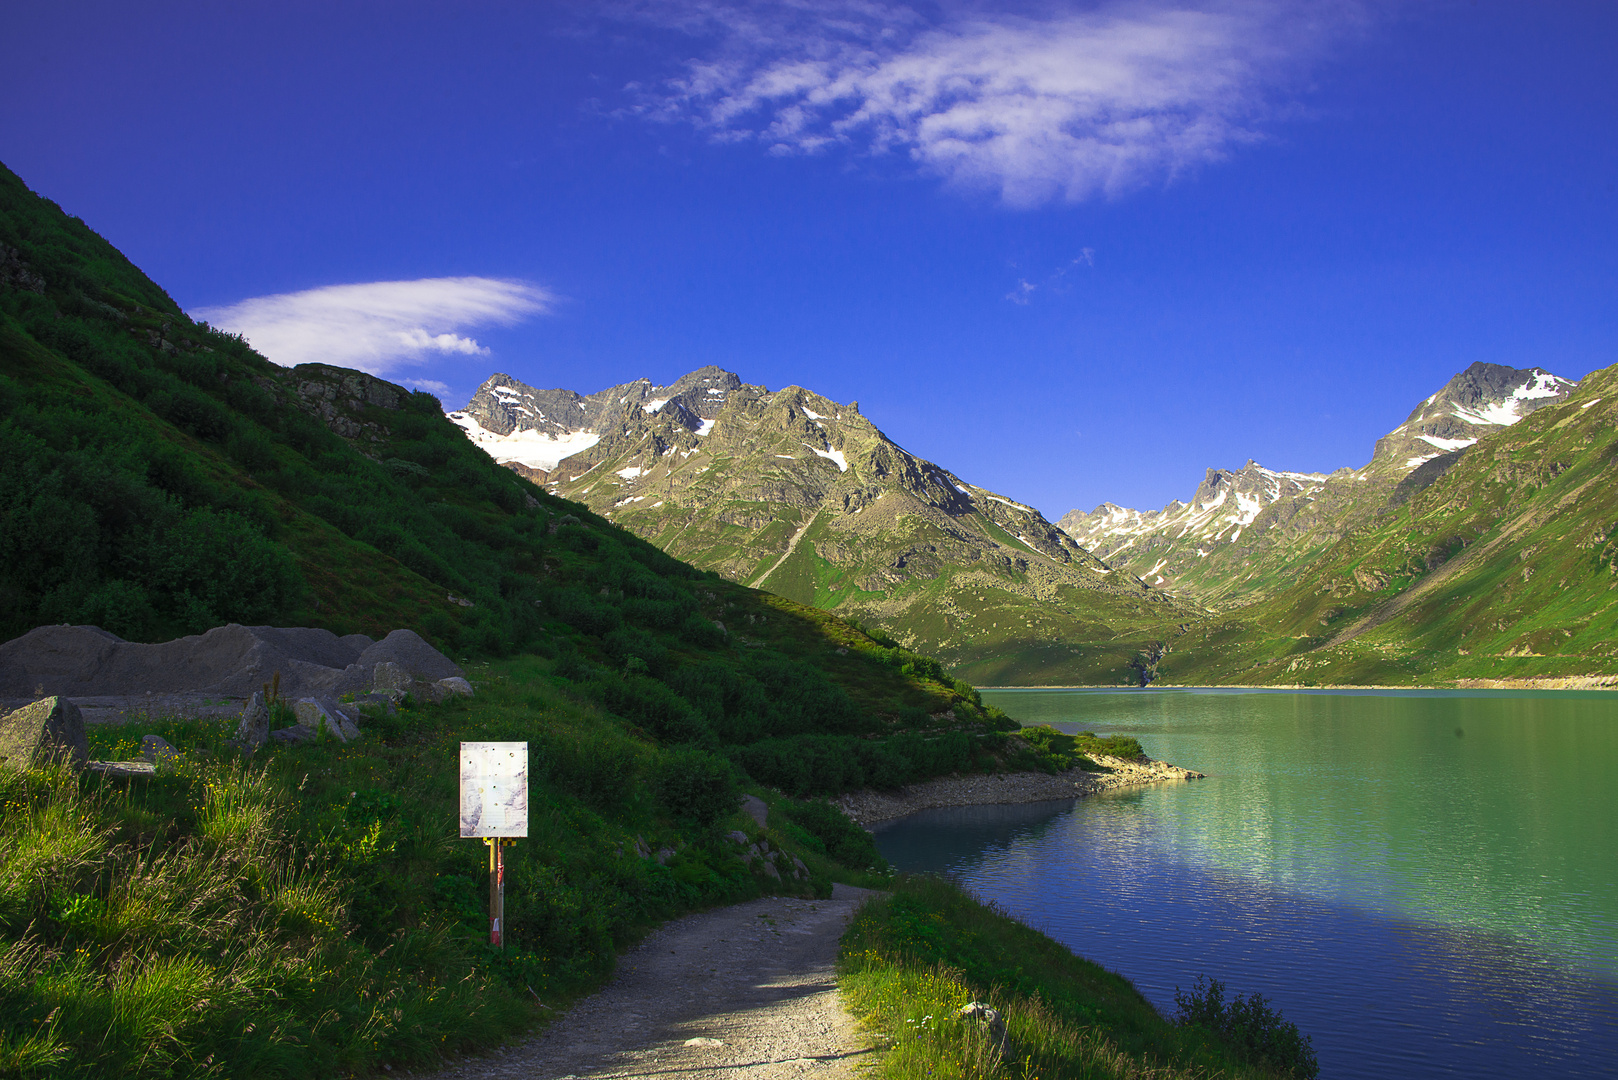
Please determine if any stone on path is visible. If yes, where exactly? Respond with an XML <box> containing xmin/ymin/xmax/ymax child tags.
<box><xmin>0</xmin><ymin>696</ymin><xmax>88</xmax><ymax>770</ymax></box>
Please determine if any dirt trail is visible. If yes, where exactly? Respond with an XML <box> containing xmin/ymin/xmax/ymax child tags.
<box><xmin>422</xmin><ymin>884</ymin><xmax>878</xmax><ymax>1080</ymax></box>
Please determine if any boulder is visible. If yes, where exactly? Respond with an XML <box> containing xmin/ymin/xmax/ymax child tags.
<box><xmin>436</xmin><ymin>677</ymin><xmax>474</xmax><ymax>698</ymax></box>
<box><xmin>0</xmin><ymin>624</ymin><xmax>464</xmax><ymax>703</ymax></box>
<box><xmin>236</xmin><ymin>691</ymin><xmax>270</xmax><ymax>753</ymax></box>
<box><xmin>957</xmin><ymin>1002</ymin><xmax>1008</xmax><ymax>1060</ymax></box>
<box><xmin>292</xmin><ymin>699</ymin><xmax>361</xmax><ymax>742</ymax></box>
<box><xmin>88</xmin><ymin>760</ymin><xmax>156</xmax><ymax>778</ymax></box>
<box><xmin>371</xmin><ymin>661</ymin><xmax>413</xmax><ymax>695</ymax></box>
<box><xmin>140</xmin><ymin>735</ymin><xmax>182</xmax><ymax>768</ymax></box>
<box><xmin>0</xmin><ymin>696</ymin><xmax>88</xmax><ymax>770</ymax></box>
<box><xmin>270</xmin><ymin>724</ymin><xmax>317</xmax><ymax>744</ymax></box>
<box><xmin>0</xmin><ymin>623</ymin><xmax>368</xmax><ymax>699</ymax></box>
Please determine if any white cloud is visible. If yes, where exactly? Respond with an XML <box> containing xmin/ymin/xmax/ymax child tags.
<box><xmin>195</xmin><ymin>277</ymin><xmax>554</xmax><ymax>374</ymax></box>
<box><xmin>1006</xmin><ymin>278</ymin><xmax>1036</xmax><ymax>304</ymax></box>
<box><xmin>405</xmin><ymin>378</ymin><xmax>454</xmax><ymax>396</ymax></box>
<box><xmin>636</xmin><ymin>1</ymin><xmax>1357</xmax><ymax>206</ymax></box>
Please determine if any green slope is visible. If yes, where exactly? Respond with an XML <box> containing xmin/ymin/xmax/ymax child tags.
<box><xmin>1137</xmin><ymin>367</ymin><xmax>1618</xmax><ymax>686</ymax></box>
<box><xmin>0</xmin><ymin>159</ymin><xmax>1037</xmax><ymax>783</ymax></box>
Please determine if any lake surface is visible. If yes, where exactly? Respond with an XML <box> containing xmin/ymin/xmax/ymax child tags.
<box><xmin>874</xmin><ymin>689</ymin><xmax>1618</xmax><ymax>1079</ymax></box>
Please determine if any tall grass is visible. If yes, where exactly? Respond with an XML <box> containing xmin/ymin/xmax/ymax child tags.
<box><xmin>0</xmin><ymin>759</ymin><xmax>524</xmax><ymax>1079</ymax></box>
<box><xmin>840</xmin><ymin>877</ymin><xmax>1310</xmax><ymax>1080</ymax></box>
<box><xmin>0</xmin><ymin>653</ymin><xmax>847</xmax><ymax>1078</ymax></box>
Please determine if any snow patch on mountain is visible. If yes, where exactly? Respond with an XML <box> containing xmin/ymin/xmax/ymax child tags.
<box><xmin>1418</xmin><ymin>434</ymin><xmax>1478</xmax><ymax>451</ymax></box>
<box><xmin>808</xmin><ymin>445</ymin><xmax>848</xmax><ymax>472</ymax></box>
<box><xmin>448</xmin><ymin>413</ymin><xmax>600</xmax><ymax>471</ymax></box>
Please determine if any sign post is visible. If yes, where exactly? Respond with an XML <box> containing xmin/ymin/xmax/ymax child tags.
<box><xmin>460</xmin><ymin>742</ymin><xmax>528</xmax><ymax>948</ymax></box>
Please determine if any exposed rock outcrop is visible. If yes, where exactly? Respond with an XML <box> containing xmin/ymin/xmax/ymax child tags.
<box><xmin>0</xmin><ymin>696</ymin><xmax>88</xmax><ymax>770</ymax></box>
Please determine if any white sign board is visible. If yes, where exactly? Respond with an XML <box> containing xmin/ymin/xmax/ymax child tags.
<box><xmin>459</xmin><ymin>742</ymin><xmax>528</xmax><ymax>838</ymax></box>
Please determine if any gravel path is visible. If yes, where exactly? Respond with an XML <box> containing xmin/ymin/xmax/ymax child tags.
<box><xmin>420</xmin><ymin>884</ymin><xmax>878</xmax><ymax>1080</ymax></box>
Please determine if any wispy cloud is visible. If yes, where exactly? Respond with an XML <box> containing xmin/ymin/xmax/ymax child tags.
<box><xmin>196</xmin><ymin>277</ymin><xmax>555</xmax><ymax>374</ymax></box>
<box><xmin>1006</xmin><ymin>248</ymin><xmax>1097</xmax><ymax>304</ymax></box>
<box><xmin>631</xmin><ymin>1</ymin><xmax>1359</xmax><ymax>206</ymax></box>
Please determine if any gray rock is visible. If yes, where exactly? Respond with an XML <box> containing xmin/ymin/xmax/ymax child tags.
<box><xmin>740</xmin><ymin>793</ymin><xmax>769</xmax><ymax>828</ymax></box>
<box><xmin>0</xmin><ymin>623</ymin><xmax>368</xmax><ymax>699</ymax></box>
<box><xmin>0</xmin><ymin>696</ymin><xmax>88</xmax><ymax>770</ymax></box>
<box><xmin>88</xmin><ymin>760</ymin><xmax>156</xmax><ymax>778</ymax></box>
<box><xmin>791</xmin><ymin>855</ymin><xmax>809</xmax><ymax>877</ymax></box>
<box><xmin>140</xmin><ymin>735</ymin><xmax>182</xmax><ymax>767</ymax></box>
<box><xmin>727</xmin><ymin>830</ymin><xmax>750</xmax><ymax>845</ymax></box>
<box><xmin>436</xmin><ymin>676</ymin><xmax>474</xmax><ymax>697</ymax></box>
<box><xmin>292</xmin><ymin>699</ymin><xmax>360</xmax><ymax>742</ymax></box>
<box><xmin>371</xmin><ymin>661</ymin><xmax>413</xmax><ymax>695</ymax></box>
<box><xmin>338</xmin><ymin>633</ymin><xmax>375</xmax><ymax>654</ymax></box>
<box><xmin>236</xmin><ymin>691</ymin><xmax>270</xmax><ymax>752</ymax></box>
<box><xmin>0</xmin><ymin>623</ymin><xmax>467</xmax><ymax>704</ymax></box>
<box><xmin>760</xmin><ymin>861</ymin><xmax>781</xmax><ymax>881</ymax></box>
<box><xmin>270</xmin><ymin>724</ymin><xmax>317</xmax><ymax>744</ymax></box>
<box><xmin>957</xmin><ymin>1002</ymin><xmax>1008</xmax><ymax>1059</ymax></box>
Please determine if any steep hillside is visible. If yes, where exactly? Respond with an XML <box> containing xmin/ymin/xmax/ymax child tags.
<box><xmin>0</xmin><ymin>159</ymin><xmax>1029</xmax><ymax>782</ymax></box>
<box><xmin>453</xmin><ymin>370</ymin><xmax>1193</xmax><ymax>683</ymax></box>
<box><xmin>1131</xmin><ymin>363</ymin><xmax>1618</xmax><ymax>686</ymax></box>
<box><xmin>1060</xmin><ymin>363</ymin><xmax>1577</xmax><ymax>607</ymax></box>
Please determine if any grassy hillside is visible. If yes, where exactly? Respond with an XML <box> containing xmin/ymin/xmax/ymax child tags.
<box><xmin>0</xmin><ymin>159</ymin><xmax>1040</xmax><ymax>783</ymax></box>
<box><xmin>1129</xmin><ymin>364</ymin><xmax>1618</xmax><ymax>687</ymax></box>
<box><xmin>841</xmin><ymin>876</ymin><xmax>1317</xmax><ymax>1080</ymax></box>
<box><xmin>0</xmin><ymin>657</ymin><xmax>900</xmax><ymax>1078</ymax></box>
<box><xmin>0</xmin><ymin>160</ymin><xmax>1096</xmax><ymax>1078</ymax></box>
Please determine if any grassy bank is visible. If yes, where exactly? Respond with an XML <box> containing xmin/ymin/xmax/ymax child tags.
<box><xmin>840</xmin><ymin>876</ymin><xmax>1316</xmax><ymax>1080</ymax></box>
<box><xmin>0</xmin><ymin>654</ymin><xmax>908</xmax><ymax>1079</ymax></box>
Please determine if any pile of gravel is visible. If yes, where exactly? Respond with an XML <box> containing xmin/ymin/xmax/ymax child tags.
<box><xmin>0</xmin><ymin>624</ymin><xmax>464</xmax><ymax>703</ymax></box>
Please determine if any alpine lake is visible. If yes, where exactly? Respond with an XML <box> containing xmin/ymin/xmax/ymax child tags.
<box><xmin>872</xmin><ymin>688</ymin><xmax>1618</xmax><ymax>1079</ymax></box>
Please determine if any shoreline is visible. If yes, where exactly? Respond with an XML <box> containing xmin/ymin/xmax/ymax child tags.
<box><xmin>978</xmin><ymin>676</ymin><xmax>1618</xmax><ymax>692</ymax></box>
<box><xmin>834</xmin><ymin>754</ymin><xmax>1205</xmax><ymax>828</ymax></box>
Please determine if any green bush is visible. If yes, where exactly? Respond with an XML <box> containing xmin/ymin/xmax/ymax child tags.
<box><xmin>651</xmin><ymin>747</ymin><xmax>739</xmax><ymax>827</ymax></box>
<box><xmin>781</xmin><ymin>800</ymin><xmax>885</xmax><ymax>871</ymax></box>
<box><xmin>1174</xmin><ymin>975</ymin><xmax>1319</xmax><ymax>1079</ymax></box>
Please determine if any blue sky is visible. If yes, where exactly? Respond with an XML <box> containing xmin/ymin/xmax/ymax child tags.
<box><xmin>4</xmin><ymin>1</ymin><xmax>1615</xmax><ymax>519</ymax></box>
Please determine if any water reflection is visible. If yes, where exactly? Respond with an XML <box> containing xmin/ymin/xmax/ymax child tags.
<box><xmin>871</xmin><ymin>689</ymin><xmax>1618</xmax><ymax>1080</ymax></box>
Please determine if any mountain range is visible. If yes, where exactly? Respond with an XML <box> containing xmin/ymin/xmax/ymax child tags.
<box><xmin>454</xmin><ymin>359</ymin><xmax>1618</xmax><ymax>687</ymax></box>
<box><xmin>1059</xmin><ymin>363</ymin><xmax>1577</xmax><ymax>608</ymax></box>
<box><xmin>450</xmin><ymin>370</ymin><xmax>1187</xmax><ymax>683</ymax></box>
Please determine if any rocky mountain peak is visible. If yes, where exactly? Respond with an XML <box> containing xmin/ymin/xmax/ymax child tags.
<box><xmin>1370</xmin><ymin>362</ymin><xmax>1576</xmax><ymax>473</ymax></box>
<box><xmin>1057</xmin><ymin>360</ymin><xmax>1578</xmax><ymax>603</ymax></box>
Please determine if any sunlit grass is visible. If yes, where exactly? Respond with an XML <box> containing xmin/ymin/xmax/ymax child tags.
<box><xmin>841</xmin><ymin>877</ymin><xmax>1310</xmax><ymax>1080</ymax></box>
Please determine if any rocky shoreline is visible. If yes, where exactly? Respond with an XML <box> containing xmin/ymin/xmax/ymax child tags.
<box><xmin>833</xmin><ymin>754</ymin><xmax>1205</xmax><ymax>828</ymax></box>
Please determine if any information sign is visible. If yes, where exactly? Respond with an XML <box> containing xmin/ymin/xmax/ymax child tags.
<box><xmin>459</xmin><ymin>741</ymin><xmax>528</xmax><ymax>838</ymax></box>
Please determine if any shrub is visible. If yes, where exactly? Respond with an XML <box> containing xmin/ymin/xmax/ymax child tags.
<box><xmin>652</xmin><ymin>747</ymin><xmax>738</xmax><ymax>827</ymax></box>
<box><xmin>540</xmin><ymin>727</ymin><xmax>643</xmax><ymax>811</ymax></box>
<box><xmin>1174</xmin><ymin>975</ymin><xmax>1319</xmax><ymax>1079</ymax></box>
<box><xmin>782</xmin><ymin>800</ymin><xmax>885</xmax><ymax>871</ymax></box>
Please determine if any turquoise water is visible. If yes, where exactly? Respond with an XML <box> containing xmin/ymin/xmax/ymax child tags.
<box><xmin>872</xmin><ymin>689</ymin><xmax>1618</xmax><ymax>1079</ymax></box>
